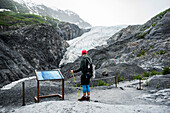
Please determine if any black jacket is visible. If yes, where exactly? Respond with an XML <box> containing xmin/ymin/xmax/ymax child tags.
<box><xmin>74</xmin><ymin>55</ymin><xmax>92</xmax><ymax>85</ymax></box>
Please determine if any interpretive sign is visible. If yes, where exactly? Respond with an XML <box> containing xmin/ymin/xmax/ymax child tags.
<box><xmin>36</xmin><ymin>70</ymin><xmax>63</xmax><ymax>80</ymax></box>
<box><xmin>34</xmin><ymin>69</ymin><xmax>64</xmax><ymax>103</ymax></box>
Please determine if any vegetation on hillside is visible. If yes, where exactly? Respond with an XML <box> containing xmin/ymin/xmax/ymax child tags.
<box><xmin>0</xmin><ymin>11</ymin><xmax>60</xmax><ymax>28</ymax></box>
<box><xmin>0</xmin><ymin>11</ymin><xmax>43</xmax><ymax>26</ymax></box>
<box><xmin>152</xmin><ymin>8</ymin><xmax>170</xmax><ymax>20</ymax></box>
<box><xmin>0</xmin><ymin>0</ymin><xmax>30</xmax><ymax>13</ymax></box>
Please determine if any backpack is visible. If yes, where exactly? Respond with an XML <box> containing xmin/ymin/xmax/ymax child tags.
<box><xmin>84</xmin><ymin>57</ymin><xmax>95</xmax><ymax>79</ymax></box>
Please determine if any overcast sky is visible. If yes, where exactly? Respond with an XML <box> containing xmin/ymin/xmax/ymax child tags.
<box><xmin>34</xmin><ymin>0</ymin><xmax>170</xmax><ymax>26</ymax></box>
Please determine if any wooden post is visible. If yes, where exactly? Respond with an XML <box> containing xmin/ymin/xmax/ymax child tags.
<box><xmin>37</xmin><ymin>80</ymin><xmax>39</xmax><ymax>103</ymax></box>
<box><xmin>139</xmin><ymin>77</ymin><xmax>141</xmax><ymax>89</ymax></box>
<box><xmin>115</xmin><ymin>76</ymin><xmax>117</xmax><ymax>88</ymax></box>
<box><xmin>22</xmin><ymin>82</ymin><xmax>25</xmax><ymax>106</ymax></box>
<box><xmin>62</xmin><ymin>79</ymin><xmax>64</xmax><ymax>100</ymax></box>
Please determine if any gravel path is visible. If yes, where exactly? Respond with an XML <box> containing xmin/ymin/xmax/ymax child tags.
<box><xmin>0</xmin><ymin>78</ymin><xmax>169</xmax><ymax>113</ymax></box>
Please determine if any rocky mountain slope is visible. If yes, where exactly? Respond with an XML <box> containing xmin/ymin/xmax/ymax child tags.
<box><xmin>0</xmin><ymin>4</ymin><xmax>90</xmax><ymax>87</ymax></box>
<box><xmin>0</xmin><ymin>23</ymin><xmax>69</xmax><ymax>87</ymax></box>
<box><xmin>0</xmin><ymin>11</ymin><xmax>89</xmax><ymax>40</ymax></box>
<box><xmin>61</xmin><ymin>8</ymin><xmax>170</xmax><ymax>82</ymax></box>
<box><xmin>0</xmin><ymin>0</ymin><xmax>91</xmax><ymax>28</ymax></box>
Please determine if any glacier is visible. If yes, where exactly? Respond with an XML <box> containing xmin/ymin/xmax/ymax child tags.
<box><xmin>59</xmin><ymin>25</ymin><xmax>127</xmax><ymax>66</ymax></box>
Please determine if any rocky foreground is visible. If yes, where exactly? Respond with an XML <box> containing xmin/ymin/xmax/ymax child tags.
<box><xmin>0</xmin><ymin>75</ymin><xmax>170</xmax><ymax>113</ymax></box>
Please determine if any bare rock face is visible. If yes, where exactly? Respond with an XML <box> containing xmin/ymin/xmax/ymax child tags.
<box><xmin>57</xmin><ymin>22</ymin><xmax>90</xmax><ymax>40</ymax></box>
<box><xmin>0</xmin><ymin>23</ymin><xmax>69</xmax><ymax>87</ymax></box>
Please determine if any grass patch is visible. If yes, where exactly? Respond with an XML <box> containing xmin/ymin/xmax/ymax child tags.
<box><xmin>162</xmin><ymin>67</ymin><xmax>170</xmax><ymax>75</ymax></box>
<box><xmin>137</xmin><ymin>53</ymin><xmax>141</xmax><ymax>57</ymax></box>
<box><xmin>152</xmin><ymin>22</ymin><xmax>158</xmax><ymax>27</ymax></box>
<box><xmin>156</xmin><ymin>51</ymin><xmax>159</xmax><ymax>54</ymax></box>
<box><xmin>145</xmin><ymin>80</ymin><xmax>149</xmax><ymax>86</ymax></box>
<box><xmin>137</xmin><ymin>33</ymin><xmax>146</xmax><ymax>39</ymax></box>
<box><xmin>137</xmin><ymin>50</ymin><xmax>145</xmax><ymax>57</ymax></box>
<box><xmin>143</xmin><ymin>72</ymin><xmax>150</xmax><ymax>77</ymax></box>
<box><xmin>117</xmin><ymin>74</ymin><xmax>124</xmax><ymax>82</ymax></box>
<box><xmin>134</xmin><ymin>75</ymin><xmax>143</xmax><ymax>80</ymax></box>
<box><xmin>150</xmin><ymin>70</ymin><xmax>158</xmax><ymax>76</ymax></box>
<box><xmin>160</xmin><ymin>50</ymin><xmax>165</xmax><ymax>55</ymax></box>
<box><xmin>0</xmin><ymin>11</ymin><xmax>60</xmax><ymax>29</ymax></box>
<box><xmin>141</xmin><ymin>50</ymin><xmax>145</xmax><ymax>55</ymax></box>
<box><xmin>0</xmin><ymin>11</ymin><xmax>44</xmax><ymax>26</ymax></box>
<box><xmin>152</xmin><ymin>8</ymin><xmax>170</xmax><ymax>20</ymax></box>
<box><xmin>134</xmin><ymin>75</ymin><xmax>140</xmax><ymax>80</ymax></box>
<box><xmin>155</xmin><ymin>50</ymin><xmax>166</xmax><ymax>55</ymax></box>
<box><xmin>97</xmin><ymin>80</ymin><xmax>109</xmax><ymax>86</ymax></box>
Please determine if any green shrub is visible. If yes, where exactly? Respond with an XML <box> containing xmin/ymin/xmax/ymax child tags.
<box><xmin>143</xmin><ymin>72</ymin><xmax>150</xmax><ymax>77</ymax></box>
<box><xmin>134</xmin><ymin>75</ymin><xmax>139</xmax><ymax>80</ymax></box>
<box><xmin>120</xmin><ymin>77</ymin><xmax>124</xmax><ymax>81</ymax></box>
<box><xmin>156</xmin><ymin>83</ymin><xmax>159</xmax><ymax>89</ymax></box>
<box><xmin>137</xmin><ymin>33</ymin><xmax>146</xmax><ymax>39</ymax></box>
<box><xmin>140</xmin><ymin>75</ymin><xmax>143</xmax><ymax>80</ymax></box>
<box><xmin>137</xmin><ymin>51</ymin><xmax>145</xmax><ymax>57</ymax></box>
<box><xmin>150</xmin><ymin>70</ymin><xmax>158</xmax><ymax>76</ymax></box>
<box><xmin>156</xmin><ymin>52</ymin><xmax>159</xmax><ymax>54</ymax></box>
<box><xmin>97</xmin><ymin>80</ymin><xmax>109</xmax><ymax>86</ymax></box>
<box><xmin>117</xmin><ymin>74</ymin><xmax>120</xmax><ymax>82</ymax></box>
<box><xmin>152</xmin><ymin>22</ymin><xmax>158</xmax><ymax>27</ymax></box>
<box><xmin>160</xmin><ymin>50</ymin><xmax>165</xmax><ymax>55</ymax></box>
<box><xmin>162</xmin><ymin>67</ymin><xmax>170</xmax><ymax>75</ymax></box>
<box><xmin>141</xmin><ymin>50</ymin><xmax>145</xmax><ymax>55</ymax></box>
<box><xmin>145</xmin><ymin>80</ymin><xmax>149</xmax><ymax>86</ymax></box>
<box><xmin>137</xmin><ymin>53</ymin><xmax>141</xmax><ymax>57</ymax></box>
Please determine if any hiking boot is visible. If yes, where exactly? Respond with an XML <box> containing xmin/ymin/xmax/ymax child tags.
<box><xmin>86</xmin><ymin>96</ymin><xmax>90</xmax><ymax>101</ymax></box>
<box><xmin>78</xmin><ymin>96</ymin><xmax>87</xmax><ymax>101</ymax></box>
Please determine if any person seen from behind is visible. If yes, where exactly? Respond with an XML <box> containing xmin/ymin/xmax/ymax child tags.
<box><xmin>71</xmin><ymin>49</ymin><xmax>92</xmax><ymax>101</ymax></box>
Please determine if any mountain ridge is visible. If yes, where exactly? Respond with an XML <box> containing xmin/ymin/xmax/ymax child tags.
<box><xmin>13</xmin><ymin>0</ymin><xmax>91</xmax><ymax>28</ymax></box>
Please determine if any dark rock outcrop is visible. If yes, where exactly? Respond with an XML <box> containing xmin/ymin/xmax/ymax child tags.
<box><xmin>57</xmin><ymin>22</ymin><xmax>90</xmax><ymax>40</ymax></box>
<box><xmin>0</xmin><ymin>23</ymin><xmax>68</xmax><ymax>87</ymax></box>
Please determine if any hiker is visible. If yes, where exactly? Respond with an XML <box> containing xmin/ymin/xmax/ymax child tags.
<box><xmin>71</xmin><ymin>49</ymin><xmax>92</xmax><ymax>101</ymax></box>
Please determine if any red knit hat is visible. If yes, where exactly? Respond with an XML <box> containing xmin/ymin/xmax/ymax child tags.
<box><xmin>82</xmin><ymin>49</ymin><xmax>87</xmax><ymax>54</ymax></box>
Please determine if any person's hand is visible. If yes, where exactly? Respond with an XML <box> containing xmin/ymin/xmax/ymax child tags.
<box><xmin>71</xmin><ymin>70</ymin><xmax>74</xmax><ymax>73</ymax></box>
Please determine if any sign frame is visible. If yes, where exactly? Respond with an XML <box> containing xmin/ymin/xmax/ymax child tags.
<box><xmin>34</xmin><ymin>69</ymin><xmax>64</xmax><ymax>103</ymax></box>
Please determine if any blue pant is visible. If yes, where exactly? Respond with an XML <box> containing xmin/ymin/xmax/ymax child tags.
<box><xmin>82</xmin><ymin>85</ymin><xmax>90</xmax><ymax>93</ymax></box>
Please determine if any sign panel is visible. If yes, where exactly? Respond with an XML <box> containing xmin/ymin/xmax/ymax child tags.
<box><xmin>35</xmin><ymin>70</ymin><xmax>63</xmax><ymax>80</ymax></box>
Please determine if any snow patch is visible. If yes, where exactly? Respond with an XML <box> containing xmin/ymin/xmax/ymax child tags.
<box><xmin>0</xmin><ymin>9</ymin><xmax>11</xmax><ymax>12</ymax></box>
<box><xmin>1</xmin><ymin>76</ymin><xmax>36</xmax><ymax>90</ymax></box>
